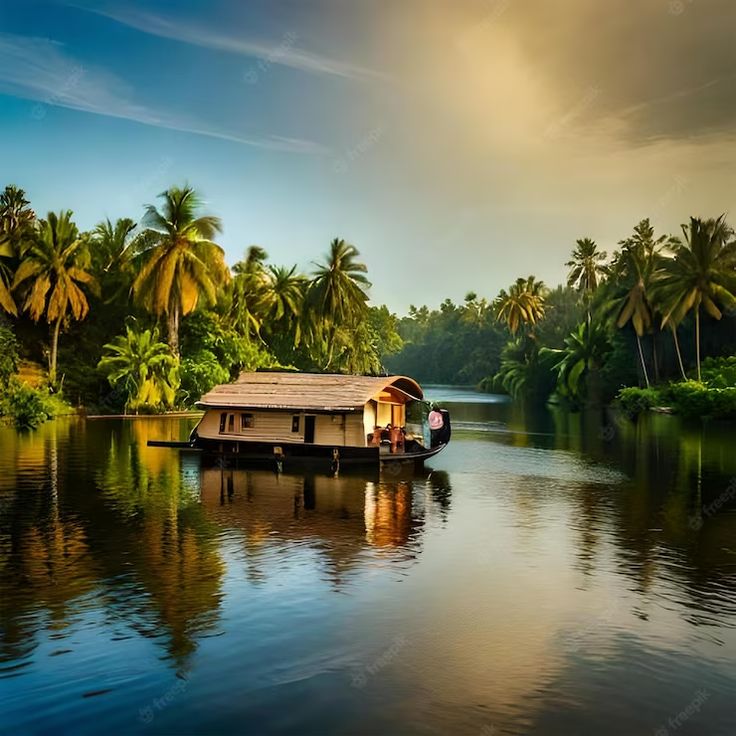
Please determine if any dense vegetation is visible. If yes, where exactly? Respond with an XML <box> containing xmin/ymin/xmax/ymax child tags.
<box><xmin>1</xmin><ymin>180</ymin><xmax>735</xmax><ymax>426</ymax></box>
<box><xmin>389</xmin><ymin>218</ymin><xmax>736</xmax><ymax>418</ymax></box>
<box><xmin>0</xmin><ymin>184</ymin><xmax>403</xmax><ymax>421</ymax></box>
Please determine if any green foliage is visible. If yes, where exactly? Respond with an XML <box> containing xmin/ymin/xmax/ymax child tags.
<box><xmin>618</xmin><ymin>378</ymin><xmax>736</xmax><ymax>420</ymax></box>
<box><xmin>0</xmin><ymin>325</ymin><xmax>19</xmax><ymax>383</ymax></box>
<box><xmin>544</xmin><ymin>321</ymin><xmax>612</xmax><ymax>406</ymax></box>
<box><xmin>180</xmin><ymin>350</ymin><xmax>230</xmax><ymax>405</ymax></box>
<box><xmin>494</xmin><ymin>276</ymin><xmax>546</xmax><ymax>335</ymax></box>
<box><xmin>616</xmin><ymin>386</ymin><xmax>660</xmax><ymax>418</ymax></box>
<box><xmin>535</xmin><ymin>286</ymin><xmax>586</xmax><ymax>349</ymax></box>
<box><xmin>659</xmin><ymin>380</ymin><xmax>736</xmax><ymax>419</ymax></box>
<box><xmin>700</xmin><ymin>356</ymin><xmax>736</xmax><ymax>388</ymax></box>
<box><xmin>0</xmin><ymin>378</ymin><xmax>70</xmax><ymax>429</ymax></box>
<box><xmin>98</xmin><ymin>325</ymin><xmax>179</xmax><ymax>413</ymax></box>
<box><xmin>180</xmin><ymin>310</ymin><xmax>277</xmax><ymax>378</ymax></box>
<box><xmin>132</xmin><ymin>186</ymin><xmax>228</xmax><ymax>355</ymax></box>
<box><xmin>493</xmin><ymin>338</ymin><xmax>557</xmax><ymax>401</ymax></box>
<box><xmin>4</xmin><ymin>181</ymin><xmax>736</xmax><ymax>424</ymax></box>
<box><xmin>387</xmin><ymin>297</ymin><xmax>507</xmax><ymax>384</ymax></box>
<box><xmin>566</xmin><ymin>238</ymin><xmax>607</xmax><ymax>294</ymax></box>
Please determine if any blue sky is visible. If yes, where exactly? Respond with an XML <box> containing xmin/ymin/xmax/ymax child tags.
<box><xmin>1</xmin><ymin>0</ymin><xmax>735</xmax><ymax>311</ymax></box>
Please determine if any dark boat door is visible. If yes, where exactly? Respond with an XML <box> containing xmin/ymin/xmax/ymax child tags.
<box><xmin>304</xmin><ymin>415</ymin><xmax>316</xmax><ymax>443</ymax></box>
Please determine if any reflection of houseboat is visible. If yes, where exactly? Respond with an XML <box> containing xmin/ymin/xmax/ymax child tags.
<box><xmin>152</xmin><ymin>372</ymin><xmax>450</xmax><ymax>469</ymax></box>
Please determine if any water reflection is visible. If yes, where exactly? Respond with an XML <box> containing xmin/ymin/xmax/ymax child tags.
<box><xmin>0</xmin><ymin>418</ymin><xmax>452</xmax><ymax>676</ymax></box>
<box><xmin>198</xmin><ymin>466</ymin><xmax>451</xmax><ymax>589</ymax></box>
<box><xmin>0</xmin><ymin>402</ymin><xmax>735</xmax><ymax>734</ymax></box>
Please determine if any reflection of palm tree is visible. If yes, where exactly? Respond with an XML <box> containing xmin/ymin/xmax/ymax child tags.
<box><xmin>93</xmin><ymin>424</ymin><xmax>224</xmax><ymax>667</ymax></box>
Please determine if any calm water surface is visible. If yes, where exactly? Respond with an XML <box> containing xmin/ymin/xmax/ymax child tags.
<box><xmin>1</xmin><ymin>390</ymin><xmax>735</xmax><ymax>735</ymax></box>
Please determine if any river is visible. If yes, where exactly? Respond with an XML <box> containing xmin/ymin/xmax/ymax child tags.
<box><xmin>1</xmin><ymin>389</ymin><xmax>735</xmax><ymax>735</ymax></box>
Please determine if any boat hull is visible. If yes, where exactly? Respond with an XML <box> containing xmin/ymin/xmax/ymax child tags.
<box><xmin>188</xmin><ymin>436</ymin><xmax>448</xmax><ymax>469</ymax></box>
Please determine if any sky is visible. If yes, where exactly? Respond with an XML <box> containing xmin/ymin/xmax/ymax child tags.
<box><xmin>1</xmin><ymin>0</ymin><xmax>735</xmax><ymax>312</ymax></box>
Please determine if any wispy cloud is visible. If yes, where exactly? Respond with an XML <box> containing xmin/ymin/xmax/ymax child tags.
<box><xmin>0</xmin><ymin>32</ymin><xmax>327</xmax><ymax>154</ymax></box>
<box><xmin>69</xmin><ymin>3</ymin><xmax>384</xmax><ymax>81</ymax></box>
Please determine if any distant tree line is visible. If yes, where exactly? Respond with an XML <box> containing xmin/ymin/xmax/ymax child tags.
<box><xmin>388</xmin><ymin>217</ymin><xmax>736</xmax><ymax>417</ymax></box>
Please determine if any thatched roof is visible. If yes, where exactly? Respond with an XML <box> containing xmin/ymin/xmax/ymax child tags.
<box><xmin>196</xmin><ymin>372</ymin><xmax>424</xmax><ymax>411</ymax></box>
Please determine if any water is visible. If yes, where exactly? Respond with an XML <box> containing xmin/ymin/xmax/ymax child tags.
<box><xmin>1</xmin><ymin>393</ymin><xmax>735</xmax><ymax>735</ymax></box>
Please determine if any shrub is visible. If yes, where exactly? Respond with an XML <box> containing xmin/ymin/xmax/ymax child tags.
<box><xmin>616</xmin><ymin>386</ymin><xmax>660</xmax><ymax>418</ymax></box>
<box><xmin>700</xmin><ymin>356</ymin><xmax>736</xmax><ymax>389</ymax></box>
<box><xmin>180</xmin><ymin>350</ymin><xmax>230</xmax><ymax>405</ymax></box>
<box><xmin>660</xmin><ymin>380</ymin><xmax>736</xmax><ymax>419</ymax></box>
<box><xmin>0</xmin><ymin>379</ymin><xmax>67</xmax><ymax>429</ymax></box>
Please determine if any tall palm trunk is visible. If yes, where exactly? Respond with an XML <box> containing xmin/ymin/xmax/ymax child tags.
<box><xmin>651</xmin><ymin>332</ymin><xmax>660</xmax><ymax>383</ymax></box>
<box><xmin>695</xmin><ymin>306</ymin><xmax>701</xmax><ymax>382</ymax></box>
<box><xmin>49</xmin><ymin>316</ymin><xmax>63</xmax><ymax>387</ymax></box>
<box><xmin>636</xmin><ymin>333</ymin><xmax>650</xmax><ymax>388</ymax></box>
<box><xmin>167</xmin><ymin>302</ymin><xmax>180</xmax><ymax>357</ymax></box>
<box><xmin>670</xmin><ymin>324</ymin><xmax>686</xmax><ymax>380</ymax></box>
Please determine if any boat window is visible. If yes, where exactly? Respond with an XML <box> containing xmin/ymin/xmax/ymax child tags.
<box><xmin>228</xmin><ymin>414</ymin><xmax>235</xmax><ymax>432</ymax></box>
<box><xmin>291</xmin><ymin>415</ymin><xmax>300</xmax><ymax>433</ymax></box>
<box><xmin>241</xmin><ymin>413</ymin><xmax>254</xmax><ymax>430</ymax></box>
<box><xmin>219</xmin><ymin>413</ymin><xmax>227</xmax><ymax>433</ymax></box>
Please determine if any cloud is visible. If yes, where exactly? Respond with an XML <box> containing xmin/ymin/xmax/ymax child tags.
<box><xmin>486</xmin><ymin>0</ymin><xmax>736</xmax><ymax>143</ymax></box>
<box><xmin>0</xmin><ymin>32</ymin><xmax>327</xmax><ymax>154</ymax></box>
<box><xmin>69</xmin><ymin>3</ymin><xmax>384</xmax><ymax>81</ymax></box>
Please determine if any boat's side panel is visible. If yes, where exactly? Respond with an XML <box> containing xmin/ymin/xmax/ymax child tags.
<box><xmin>314</xmin><ymin>413</ymin><xmax>366</xmax><ymax>447</ymax></box>
<box><xmin>196</xmin><ymin>408</ymin><xmax>368</xmax><ymax>448</ymax></box>
<box><xmin>196</xmin><ymin>408</ymin><xmax>304</xmax><ymax>443</ymax></box>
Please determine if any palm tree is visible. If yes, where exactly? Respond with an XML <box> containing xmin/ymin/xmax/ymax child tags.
<box><xmin>0</xmin><ymin>185</ymin><xmax>35</xmax><ymax>253</ymax></box>
<box><xmin>92</xmin><ymin>217</ymin><xmax>137</xmax><ymax>272</ymax></box>
<box><xmin>262</xmin><ymin>265</ymin><xmax>306</xmax><ymax>341</ymax></box>
<box><xmin>132</xmin><ymin>186</ymin><xmax>229</xmax><ymax>355</ymax></box>
<box><xmin>655</xmin><ymin>215</ymin><xmax>736</xmax><ymax>380</ymax></box>
<box><xmin>12</xmin><ymin>211</ymin><xmax>98</xmax><ymax>385</ymax></box>
<box><xmin>604</xmin><ymin>220</ymin><xmax>669</xmax><ymax>387</ymax></box>
<box><xmin>0</xmin><ymin>247</ymin><xmax>15</xmax><ymax>316</ymax></box>
<box><xmin>461</xmin><ymin>291</ymin><xmax>491</xmax><ymax>327</ymax></box>
<box><xmin>0</xmin><ymin>185</ymin><xmax>36</xmax><ymax>315</ymax></box>
<box><xmin>494</xmin><ymin>276</ymin><xmax>546</xmax><ymax>335</ymax></box>
<box><xmin>566</xmin><ymin>238</ymin><xmax>607</xmax><ymax>322</ymax></box>
<box><xmin>544</xmin><ymin>321</ymin><xmax>611</xmax><ymax>404</ymax></box>
<box><xmin>91</xmin><ymin>218</ymin><xmax>138</xmax><ymax>302</ymax></box>
<box><xmin>226</xmin><ymin>246</ymin><xmax>270</xmax><ymax>339</ymax></box>
<box><xmin>98</xmin><ymin>324</ymin><xmax>179</xmax><ymax>413</ymax></box>
<box><xmin>307</xmin><ymin>238</ymin><xmax>371</xmax><ymax>368</ymax></box>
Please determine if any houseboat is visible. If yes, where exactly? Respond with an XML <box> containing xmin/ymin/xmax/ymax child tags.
<box><xmin>151</xmin><ymin>372</ymin><xmax>450</xmax><ymax>469</ymax></box>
